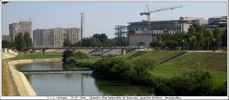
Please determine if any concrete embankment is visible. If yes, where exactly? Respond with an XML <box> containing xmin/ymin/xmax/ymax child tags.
<box><xmin>7</xmin><ymin>58</ymin><xmax>62</xmax><ymax>96</ymax></box>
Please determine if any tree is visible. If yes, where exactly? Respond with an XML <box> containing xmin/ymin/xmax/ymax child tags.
<box><xmin>24</xmin><ymin>33</ymin><xmax>32</xmax><ymax>49</ymax></box>
<box><xmin>63</xmin><ymin>39</ymin><xmax>71</xmax><ymax>47</ymax></box>
<box><xmin>113</xmin><ymin>37</ymin><xmax>128</xmax><ymax>46</ymax></box>
<box><xmin>131</xmin><ymin>55</ymin><xmax>155</xmax><ymax>83</ymax></box>
<box><xmin>62</xmin><ymin>49</ymin><xmax>74</xmax><ymax>63</ymax></box>
<box><xmin>213</xmin><ymin>27</ymin><xmax>223</xmax><ymax>49</ymax></box>
<box><xmin>93</xmin><ymin>33</ymin><xmax>108</xmax><ymax>43</ymax></box>
<box><xmin>2</xmin><ymin>40</ymin><xmax>14</xmax><ymax>49</ymax></box>
<box><xmin>222</xmin><ymin>29</ymin><xmax>227</xmax><ymax>48</ymax></box>
<box><xmin>203</xmin><ymin>29</ymin><xmax>214</xmax><ymax>50</ymax></box>
<box><xmin>80</xmin><ymin>33</ymin><xmax>112</xmax><ymax>47</ymax></box>
<box><xmin>15</xmin><ymin>33</ymin><xmax>26</xmax><ymax>52</ymax></box>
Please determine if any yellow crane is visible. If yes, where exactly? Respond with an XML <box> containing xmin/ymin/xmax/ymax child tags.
<box><xmin>140</xmin><ymin>5</ymin><xmax>183</xmax><ymax>31</ymax></box>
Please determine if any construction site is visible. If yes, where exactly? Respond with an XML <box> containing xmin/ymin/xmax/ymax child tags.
<box><xmin>115</xmin><ymin>5</ymin><xmax>214</xmax><ymax>48</ymax></box>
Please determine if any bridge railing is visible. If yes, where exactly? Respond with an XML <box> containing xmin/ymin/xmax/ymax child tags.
<box><xmin>30</xmin><ymin>46</ymin><xmax>139</xmax><ymax>50</ymax></box>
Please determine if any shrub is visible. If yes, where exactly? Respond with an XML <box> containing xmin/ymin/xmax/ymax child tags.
<box><xmin>63</xmin><ymin>50</ymin><xmax>91</xmax><ymax>70</ymax></box>
<box><xmin>74</xmin><ymin>51</ymin><xmax>90</xmax><ymax>59</ymax></box>
<box><xmin>130</xmin><ymin>56</ymin><xmax>156</xmax><ymax>85</ymax></box>
<box><xmin>62</xmin><ymin>49</ymin><xmax>74</xmax><ymax>63</ymax></box>
<box><xmin>92</xmin><ymin>57</ymin><xmax>133</xmax><ymax>80</ymax></box>
<box><xmin>154</xmin><ymin>69</ymin><xmax>214</xmax><ymax>96</ymax></box>
<box><xmin>211</xmin><ymin>82</ymin><xmax>227</xmax><ymax>96</ymax></box>
<box><xmin>63</xmin><ymin>56</ymin><xmax>77</xmax><ymax>70</ymax></box>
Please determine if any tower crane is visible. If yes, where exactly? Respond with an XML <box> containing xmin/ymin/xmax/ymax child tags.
<box><xmin>140</xmin><ymin>5</ymin><xmax>183</xmax><ymax>31</ymax></box>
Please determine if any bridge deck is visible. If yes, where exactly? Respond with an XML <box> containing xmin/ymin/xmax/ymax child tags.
<box><xmin>19</xmin><ymin>68</ymin><xmax>91</xmax><ymax>73</ymax></box>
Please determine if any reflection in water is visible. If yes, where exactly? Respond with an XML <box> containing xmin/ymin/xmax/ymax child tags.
<box><xmin>94</xmin><ymin>79</ymin><xmax>154</xmax><ymax>96</ymax></box>
<box><xmin>20</xmin><ymin>62</ymin><xmax>154</xmax><ymax>96</ymax></box>
<box><xmin>17</xmin><ymin>62</ymin><xmax>63</xmax><ymax>71</ymax></box>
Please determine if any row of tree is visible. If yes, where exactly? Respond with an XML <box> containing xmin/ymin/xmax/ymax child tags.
<box><xmin>2</xmin><ymin>32</ymin><xmax>32</xmax><ymax>52</ymax></box>
<box><xmin>63</xmin><ymin>33</ymin><xmax>128</xmax><ymax>47</ymax></box>
<box><xmin>151</xmin><ymin>25</ymin><xmax>226</xmax><ymax>50</ymax></box>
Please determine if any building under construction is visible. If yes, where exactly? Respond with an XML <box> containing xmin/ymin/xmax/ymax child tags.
<box><xmin>128</xmin><ymin>17</ymin><xmax>208</xmax><ymax>48</ymax></box>
<box><xmin>115</xmin><ymin>25</ymin><xmax>128</xmax><ymax>37</ymax></box>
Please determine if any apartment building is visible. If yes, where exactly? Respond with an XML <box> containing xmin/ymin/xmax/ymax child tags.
<box><xmin>9</xmin><ymin>21</ymin><xmax>33</xmax><ymax>42</ymax></box>
<box><xmin>33</xmin><ymin>27</ymin><xmax>81</xmax><ymax>48</ymax></box>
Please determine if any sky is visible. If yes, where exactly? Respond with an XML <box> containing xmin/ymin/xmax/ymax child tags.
<box><xmin>2</xmin><ymin>1</ymin><xmax>227</xmax><ymax>38</ymax></box>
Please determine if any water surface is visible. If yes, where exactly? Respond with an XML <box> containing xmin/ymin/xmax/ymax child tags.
<box><xmin>17</xmin><ymin>62</ymin><xmax>154</xmax><ymax>96</ymax></box>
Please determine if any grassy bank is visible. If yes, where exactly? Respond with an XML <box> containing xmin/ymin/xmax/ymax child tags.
<box><xmin>151</xmin><ymin>52</ymin><xmax>227</xmax><ymax>86</ymax></box>
<box><xmin>92</xmin><ymin>50</ymin><xmax>227</xmax><ymax>95</ymax></box>
<box><xmin>10</xmin><ymin>53</ymin><xmax>62</xmax><ymax>60</ymax></box>
<box><xmin>123</xmin><ymin>50</ymin><xmax>182</xmax><ymax>64</ymax></box>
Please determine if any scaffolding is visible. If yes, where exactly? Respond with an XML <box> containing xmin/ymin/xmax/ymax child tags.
<box><xmin>114</xmin><ymin>25</ymin><xmax>128</xmax><ymax>37</ymax></box>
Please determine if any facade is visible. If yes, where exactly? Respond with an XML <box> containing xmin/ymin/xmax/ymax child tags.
<box><xmin>9</xmin><ymin>21</ymin><xmax>33</xmax><ymax>42</ymax></box>
<box><xmin>115</xmin><ymin>25</ymin><xmax>128</xmax><ymax>37</ymax></box>
<box><xmin>65</xmin><ymin>28</ymin><xmax>81</xmax><ymax>45</ymax></box>
<box><xmin>207</xmin><ymin>16</ymin><xmax>227</xmax><ymax>31</ymax></box>
<box><xmin>33</xmin><ymin>27</ymin><xmax>81</xmax><ymax>48</ymax></box>
<box><xmin>33</xmin><ymin>29</ymin><xmax>53</xmax><ymax>48</ymax></box>
<box><xmin>128</xmin><ymin>17</ymin><xmax>208</xmax><ymax>47</ymax></box>
<box><xmin>208</xmin><ymin>16</ymin><xmax>227</xmax><ymax>25</ymax></box>
<box><xmin>128</xmin><ymin>33</ymin><xmax>153</xmax><ymax>48</ymax></box>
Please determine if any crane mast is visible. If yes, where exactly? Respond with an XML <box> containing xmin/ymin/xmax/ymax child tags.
<box><xmin>140</xmin><ymin>5</ymin><xmax>183</xmax><ymax>32</ymax></box>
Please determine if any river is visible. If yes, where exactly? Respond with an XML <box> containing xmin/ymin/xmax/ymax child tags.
<box><xmin>16</xmin><ymin>62</ymin><xmax>154</xmax><ymax>96</ymax></box>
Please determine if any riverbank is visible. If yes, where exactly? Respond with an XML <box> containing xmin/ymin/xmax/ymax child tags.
<box><xmin>6</xmin><ymin>58</ymin><xmax>62</xmax><ymax>96</ymax></box>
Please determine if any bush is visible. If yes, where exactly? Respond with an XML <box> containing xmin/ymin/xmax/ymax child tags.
<box><xmin>154</xmin><ymin>69</ymin><xmax>214</xmax><ymax>96</ymax></box>
<box><xmin>211</xmin><ymin>82</ymin><xmax>227</xmax><ymax>96</ymax></box>
<box><xmin>129</xmin><ymin>56</ymin><xmax>156</xmax><ymax>85</ymax></box>
<box><xmin>63</xmin><ymin>50</ymin><xmax>91</xmax><ymax>70</ymax></box>
<box><xmin>63</xmin><ymin>56</ymin><xmax>77</xmax><ymax>70</ymax></box>
<box><xmin>62</xmin><ymin>49</ymin><xmax>74</xmax><ymax>63</ymax></box>
<box><xmin>92</xmin><ymin>56</ymin><xmax>158</xmax><ymax>86</ymax></box>
<box><xmin>74</xmin><ymin>51</ymin><xmax>90</xmax><ymax>59</ymax></box>
<box><xmin>92</xmin><ymin>57</ymin><xmax>133</xmax><ymax>80</ymax></box>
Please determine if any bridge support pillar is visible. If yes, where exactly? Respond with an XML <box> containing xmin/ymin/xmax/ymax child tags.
<box><xmin>101</xmin><ymin>48</ymin><xmax>104</xmax><ymax>56</ymax></box>
<box><xmin>121</xmin><ymin>48</ymin><xmax>126</xmax><ymax>55</ymax></box>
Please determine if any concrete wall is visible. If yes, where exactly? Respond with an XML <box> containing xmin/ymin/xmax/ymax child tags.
<box><xmin>129</xmin><ymin>34</ymin><xmax>153</xmax><ymax>48</ymax></box>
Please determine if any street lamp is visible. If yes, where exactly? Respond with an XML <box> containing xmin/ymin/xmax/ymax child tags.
<box><xmin>213</xmin><ymin>38</ymin><xmax>216</xmax><ymax>54</ymax></box>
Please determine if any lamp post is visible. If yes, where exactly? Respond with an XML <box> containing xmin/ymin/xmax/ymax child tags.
<box><xmin>213</xmin><ymin>38</ymin><xmax>216</xmax><ymax>54</ymax></box>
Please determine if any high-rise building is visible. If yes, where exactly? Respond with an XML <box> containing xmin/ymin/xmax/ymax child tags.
<box><xmin>66</xmin><ymin>28</ymin><xmax>81</xmax><ymax>45</ymax></box>
<box><xmin>33</xmin><ymin>29</ymin><xmax>52</xmax><ymax>48</ymax></box>
<box><xmin>9</xmin><ymin>21</ymin><xmax>33</xmax><ymax>42</ymax></box>
<box><xmin>33</xmin><ymin>27</ymin><xmax>81</xmax><ymax>48</ymax></box>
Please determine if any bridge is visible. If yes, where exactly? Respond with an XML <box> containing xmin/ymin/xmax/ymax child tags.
<box><xmin>19</xmin><ymin>68</ymin><xmax>92</xmax><ymax>74</ymax></box>
<box><xmin>29</xmin><ymin>46</ymin><xmax>138</xmax><ymax>56</ymax></box>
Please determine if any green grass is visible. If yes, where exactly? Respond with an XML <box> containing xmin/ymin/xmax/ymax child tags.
<box><xmin>77</xmin><ymin>58</ymin><xmax>100</xmax><ymax>63</ymax></box>
<box><xmin>10</xmin><ymin>53</ymin><xmax>63</xmax><ymax>60</ymax></box>
<box><xmin>121</xmin><ymin>51</ymin><xmax>141</xmax><ymax>59</ymax></box>
<box><xmin>124</xmin><ymin>50</ymin><xmax>182</xmax><ymax>64</ymax></box>
<box><xmin>151</xmin><ymin>52</ymin><xmax>227</xmax><ymax>86</ymax></box>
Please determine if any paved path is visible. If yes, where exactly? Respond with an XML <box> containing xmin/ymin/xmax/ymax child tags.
<box><xmin>159</xmin><ymin>52</ymin><xmax>186</xmax><ymax>64</ymax></box>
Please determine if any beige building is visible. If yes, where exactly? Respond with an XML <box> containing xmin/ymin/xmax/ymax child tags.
<box><xmin>9</xmin><ymin>21</ymin><xmax>33</xmax><ymax>42</ymax></box>
<box><xmin>33</xmin><ymin>27</ymin><xmax>81</xmax><ymax>48</ymax></box>
<box><xmin>66</xmin><ymin>28</ymin><xmax>81</xmax><ymax>45</ymax></box>
<box><xmin>128</xmin><ymin>17</ymin><xmax>208</xmax><ymax>47</ymax></box>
